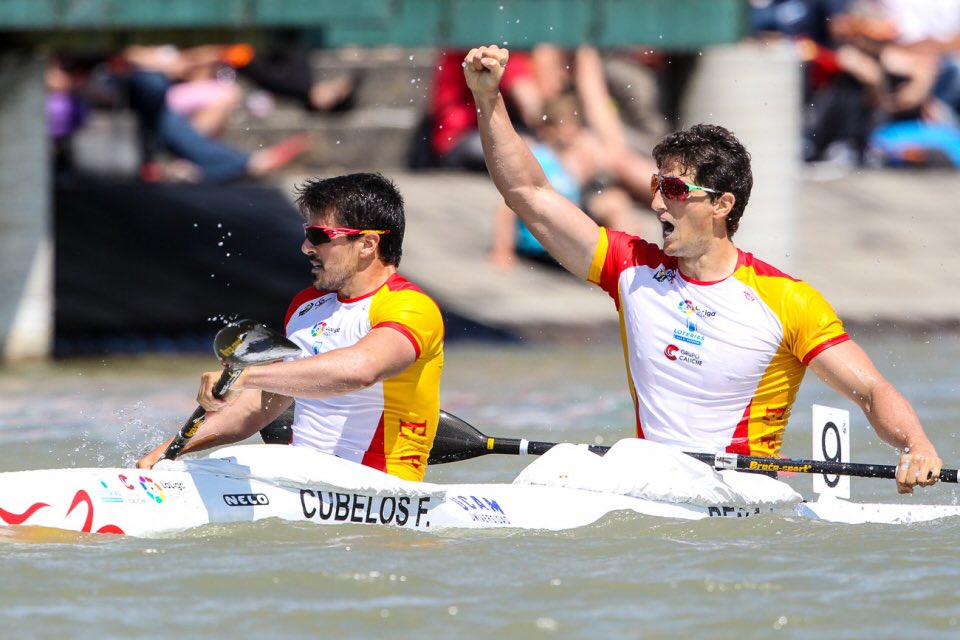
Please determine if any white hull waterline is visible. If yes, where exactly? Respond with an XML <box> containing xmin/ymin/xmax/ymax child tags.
<box><xmin>1</xmin><ymin>445</ymin><xmax>957</xmax><ymax>537</ymax></box>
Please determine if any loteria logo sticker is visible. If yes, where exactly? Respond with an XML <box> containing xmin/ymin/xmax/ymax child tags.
<box><xmin>673</xmin><ymin>328</ymin><xmax>705</xmax><ymax>346</ymax></box>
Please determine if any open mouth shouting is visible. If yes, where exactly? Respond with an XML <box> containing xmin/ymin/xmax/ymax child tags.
<box><xmin>661</xmin><ymin>219</ymin><xmax>676</xmax><ymax>242</ymax></box>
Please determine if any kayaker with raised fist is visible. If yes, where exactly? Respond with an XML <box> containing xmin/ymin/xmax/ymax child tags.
<box><xmin>138</xmin><ymin>173</ymin><xmax>444</xmax><ymax>481</ymax></box>
<box><xmin>462</xmin><ymin>44</ymin><xmax>941</xmax><ymax>494</ymax></box>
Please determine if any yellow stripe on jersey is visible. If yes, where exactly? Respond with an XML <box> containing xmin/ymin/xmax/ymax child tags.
<box><xmin>369</xmin><ymin>285</ymin><xmax>444</xmax><ymax>481</ymax></box>
<box><xmin>588</xmin><ymin>227</ymin><xmax>609</xmax><ymax>285</ymax></box>
<box><xmin>731</xmin><ymin>264</ymin><xmax>848</xmax><ymax>456</ymax></box>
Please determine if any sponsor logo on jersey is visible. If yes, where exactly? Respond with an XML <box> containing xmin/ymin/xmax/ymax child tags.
<box><xmin>673</xmin><ymin>328</ymin><xmax>705</xmax><ymax>346</ymax></box>
<box><xmin>664</xmin><ymin>343</ymin><xmax>702</xmax><ymax>366</ymax></box>
<box><xmin>298</xmin><ymin>302</ymin><xmax>315</xmax><ymax>316</ymax></box>
<box><xmin>653</xmin><ymin>268</ymin><xmax>677</xmax><ymax>283</ymax></box>
<box><xmin>678</xmin><ymin>299</ymin><xmax>717</xmax><ymax>319</ymax></box>
<box><xmin>310</xmin><ymin>321</ymin><xmax>341</xmax><ymax>338</ymax></box>
<box><xmin>298</xmin><ymin>297</ymin><xmax>330</xmax><ymax>317</ymax></box>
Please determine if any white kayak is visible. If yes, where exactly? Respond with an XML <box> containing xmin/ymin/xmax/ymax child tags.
<box><xmin>1</xmin><ymin>442</ymin><xmax>957</xmax><ymax>537</ymax></box>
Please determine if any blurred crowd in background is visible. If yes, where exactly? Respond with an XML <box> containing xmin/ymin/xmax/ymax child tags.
<box><xmin>751</xmin><ymin>0</ymin><xmax>960</xmax><ymax>168</ymax></box>
<box><xmin>44</xmin><ymin>0</ymin><xmax>960</xmax><ymax>266</ymax></box>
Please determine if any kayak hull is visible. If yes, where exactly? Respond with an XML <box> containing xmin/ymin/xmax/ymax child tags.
<box><xmin>1</xmin><ymin>445</ymin><xmax>957</xmax><ymax>537</ymax></box>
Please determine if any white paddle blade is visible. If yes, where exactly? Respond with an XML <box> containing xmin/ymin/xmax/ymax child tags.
<box><xmin>812</xmin><ymin>405</ymin><xmax>850</xmax><ymax>499</ymax></box>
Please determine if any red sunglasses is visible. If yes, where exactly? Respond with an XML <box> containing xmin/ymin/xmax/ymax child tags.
<box><xmin>650</xmin><ymin>174</ymin><xmax>721</xmax><ymax>201</ymax></box>
<box><xmin>303</xmin><ymin>225</ymin><xmax>391</xmax><ymax>245</ymax></box>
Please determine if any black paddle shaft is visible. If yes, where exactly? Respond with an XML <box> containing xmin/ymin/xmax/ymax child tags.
<box><xmin>428</xmin><ymin>411</ymin><xmax>959</xmax><ymax>483</ymax></box>
<box><xmin>159</xmin><ymin>320</ymin><xmax>302</xmax><ymax>462</ymax></box>
<box><xmin>160</xmin><ymin>367</ymin><xmax>240</xmax><ymax>461</ymax></box>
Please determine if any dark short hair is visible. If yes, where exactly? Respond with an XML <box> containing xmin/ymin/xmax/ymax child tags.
<box><xmin>295</xmin><ymin>173</ymin><xmax>405</xmax><ymax>266</ymax></box>
<box><xmin>652</xmin><ymin>124</ymin><xmax>753</xmax><ymax>236</ymax></box>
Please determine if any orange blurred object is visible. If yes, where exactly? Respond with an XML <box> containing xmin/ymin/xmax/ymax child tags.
<box><xmin>222</xmin><ymin>44</ymin><xmax>255</xmax><ymax>68</ymax></box>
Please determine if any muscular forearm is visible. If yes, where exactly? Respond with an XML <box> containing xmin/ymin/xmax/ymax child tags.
<box><xmin>862</xmin><ymin>380</ymin><xmax>933</xmax><ymax>452</ymax></box>
<box><xmin>474</xmin><ymin>91</ymin><xmax>599</xmax><ymax>278</ymax></box>
<box><xmin>238</xmin><ymin>343</ymin><xmax>406</xmax><ymax>400</ymax></box>
<box><xmin>137</xmin><ymin>390</ymin><xmax>287</xmax><ymax>468</ymax></box>
<box><xmin>474</xmin><ymin>91</ymin><xmax>551</xmax><ymax>210</ymax></box>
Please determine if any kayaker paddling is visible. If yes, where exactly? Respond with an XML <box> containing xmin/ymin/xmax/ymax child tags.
<box><xmin>462</xmin><ymin>44</ymin><xmax>941</xmax><ymax>494</ymax></box>
<box><xmin>137</xmin><ymin>173</ymin><xmax>444</xmax><ymax>481</ymax></box>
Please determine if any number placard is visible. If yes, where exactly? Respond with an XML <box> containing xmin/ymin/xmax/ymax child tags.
<box><xmin>812</xmin><ymin>405</ymin><xmax>850</xmax><ymax>499</ymax></box>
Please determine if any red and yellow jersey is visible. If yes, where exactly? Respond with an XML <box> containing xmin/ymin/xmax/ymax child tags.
<box><xmin>588</xmin><ymin>228</ymin><xmax>849</xmax><ymax>457</ymax></box>
<box><xmin>283</xmin><ymin>273</ymin><xmax>444</xmax><ymax>481</ymax></box>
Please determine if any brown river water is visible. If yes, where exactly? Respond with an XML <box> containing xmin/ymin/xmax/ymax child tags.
<box><xmin>1</xmin><ymin>334</ymin><xmax>959</xmax><ymax>639</ymax></box>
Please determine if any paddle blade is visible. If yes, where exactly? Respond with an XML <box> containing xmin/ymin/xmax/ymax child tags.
<box><xmin>214</xmin><ymin>319</ymin><xmax>301</xmax><ymax>367</ymax></box>
<box><xmin>429</xmin><ymin>411</ymin><xmax>493</xmax><ymax>465</ymax></box>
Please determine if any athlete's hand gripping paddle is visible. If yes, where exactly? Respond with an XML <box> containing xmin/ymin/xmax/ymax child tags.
<box><xmin>159</xmin><ymin>320</ymin><xmax>301</xmax><ymax>462</ymax></box>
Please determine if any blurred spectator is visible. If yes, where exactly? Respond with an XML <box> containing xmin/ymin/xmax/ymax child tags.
<box><xmin>46</xmin><ymin>55</ymin><xmax>93</xmax><ymax>178</ymax></box>
<box><xmin>223</xmin><ymin>44</ymin><xmax>358</xmax><ymax>114</ymax></box>
<box><xmin>750</xmin><ymin>0</ymin><xmax>852</xmax><ymax>45</ymax></box>
<box><xmin>600</xmin><ymin>49</ymin><xmax>670</xmax><ymax>151</ymax></box>
<box><xmin>490</xmin><ymin>46</ymin><xmax>657</xmax><ymax>269</ymax></box>
<box><xmin>427</xmin><ymin>49</ymin><xmax>544</xmax><ymax>171</ymax></box>
<box><xmin>749</xmin><ymin>0</ymin><xmax>960</xmax><ymax>168</ymax></box>
<box><xmin>825</xmin><ymin>0</ymin><xmax>960</xmax><ymax>166</ymax></box>
<box><xmin>530</xmin><ymin>44</ymin><xmax>657</xmax><ymax>206</ymax></box>
<box><xmin>122</xmin><ymin>45</ymin><xmax>242</xmax><ymax>137</ymax></box>
<box><xmin>113</xmin><ymin>46</ymin><xmax>309</xmax><ymax>183</ymax></box>
<box><xmin>490</xmin><ymin>93</ymin><xmax>636</xmax><ymax>268</ymax></box>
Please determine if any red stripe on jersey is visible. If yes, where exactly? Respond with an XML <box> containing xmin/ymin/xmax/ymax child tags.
<box><xmin>726</xmin><ymin>400</ymin><xmax>754</xmax><ymax>455</ymax></box>
<box><xmin>284</xmin><ymin>287</ymin><xmax>331</xmax><ymax>327</ymax></box>
<box><xmin>634</xmin><ymin>400</ymin><xmax>645</xmax><ymax>439</ymax></box>
<box><xmin>602</xmin><ymin>231</ymin><xmax>677</xmax><ymax>309</ymax></box>
<box><xmin>360</xmin><ymin>412</ymin><xmax>388</xmax><ymax>473</ymax></box>
<box><xmin>739</xmin><ymin>250</ymin><xmax>800</xmax><ymax>282</ymax></box>
<box><xmin>802</xmin><ymin>333</ymin><xmax>850</xmax><ymax>365</ymax></box>
<box><xmin>373</xmin><ymin>321</ymin><xmax>421</xmax><ymax>358</ymax></box>
<box><xmin>384</xmin><ymin>272</ymin><xmax>426</xmax><ymax>294</ymax></box>
<box><xmin>383</xmin><ymin>273</ymin><xmax>446</xmax><ymax>342</ymax></box>
<box><xmin>336</xmin><ymin>273</ymin><xmax>426</xmax><ymax>303</ymax></box>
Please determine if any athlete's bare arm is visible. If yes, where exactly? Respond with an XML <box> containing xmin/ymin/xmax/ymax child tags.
<box><xmin>463</xmin><ymin>45</ymin><xmax>600</xmax><ymax>280</ymax></box>
<box><xmin>200</xmin><ymin>327</ymin><xmax>417</xmax><ymax>408</ymax></box>
<box><xmin>808</xmin><ymin>340</ymin><xmax>942</xmax><ymax>493</ymax></box>
<box><xmin>136</xmin><ymin>390</ymin><xmax>292</xmax><ymax>469</ymax></box>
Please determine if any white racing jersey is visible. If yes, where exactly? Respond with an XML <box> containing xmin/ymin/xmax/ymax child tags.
<box><xmin>588</xmin><ymin>228</ymin><xmax>849</xmax><ymax>457</ymax></box>
<box><xmin>283</xmin><ymin>273</ymin><xmax>444</xmax><ymax>481</ymax></box>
